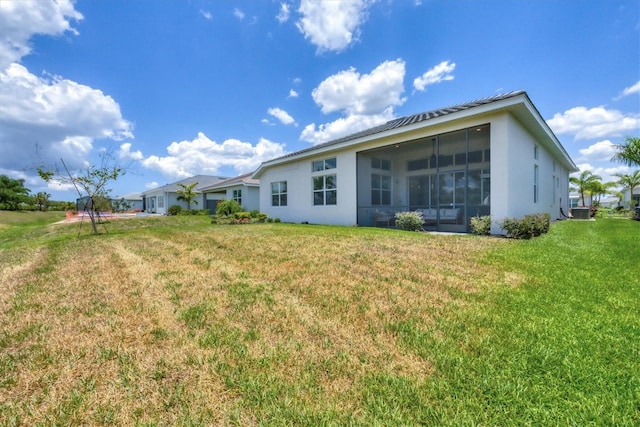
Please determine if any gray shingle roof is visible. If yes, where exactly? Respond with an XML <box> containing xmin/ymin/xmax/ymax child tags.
<box><xmin>141</xmin><ymin>175</ymin><xmax>228</xmax><ymax>195</ymax></box>
<box><xmin>199</xmin><ymin>172</ymin><xmax>259</xmax><ymax>191</ymax></box>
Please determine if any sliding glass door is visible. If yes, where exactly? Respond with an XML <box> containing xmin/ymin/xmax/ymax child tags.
<box><xmin>437</xmin><ymin>171</ymin><xmax>466</xmax><ymax>232</ymax></box>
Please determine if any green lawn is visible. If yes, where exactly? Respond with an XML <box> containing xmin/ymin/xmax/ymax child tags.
<box><xmin>0</xmin><ymin>215</ymin><xmax>638</xmax><ymax>425</ymax></box>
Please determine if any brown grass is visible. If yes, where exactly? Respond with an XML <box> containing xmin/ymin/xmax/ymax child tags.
<box><xmin>0</xmin><ymin>220</ymin><xmax>509</xmax><ymax>425</ymax></box>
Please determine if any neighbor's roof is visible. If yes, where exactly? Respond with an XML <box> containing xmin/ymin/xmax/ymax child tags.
<box><xmin>253</xmin><ymin>91</ymin><xmax>577</xmax><ymax>176</ymax></box>
<box><xmin>199</xmin><ymin>172</ymin><xmax>259</xmax><ymax>192</ymax></box>
<box><xmin>141</xmin><ymin>175</ymin><xmax>228</xmax><ymax>195</ymax></box>
<box><xmin>122</xmin><ymin>192</ymin><xmax>142</xmax><ymax>200</ymax></box>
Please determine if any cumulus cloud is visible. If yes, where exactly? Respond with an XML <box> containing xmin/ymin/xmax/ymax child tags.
<box><xmin>312</xmin><ymin>59</ymin><xmax>406</xmax><ymax>115</ymax></box>
<box><xmin>0</xmin><ymin>0</ymin><xmax>83</xmax><ymax>68</ymax></box>
<box><xmin>132</xmin><ymin>132</ymin><xmax>286</xmax><ymax>178</ymax></box>
<box><xmin>0</xmin><ymin>63</ymin><xmax>133</xmax><ymax>173</ymax></box>
<box><xmin>547</xmin><ymin>106</ymin><xmax>640</xmax><ymax>141</ymax></box>
<box><xmin>301</xmin><ymin>108</ymin><xmax>395</xmax><ymax>146</ymax></box>
<box><xmin>577</xmin><ymin>140</ymin><xmax>617</xmax><ymax>161</ymax></box>
<box><xmin>413</xmin><ymin>60</ymin><xmax>456</xmax><ymax>91</ymax></box>
<box><xmin>288</xmin><ymin>89</ymin><xmax>299</xmax><ymax>98</ymax></box>
<box><xmin>296</xmin><ymin>0</ymin><xmax>370</xmax><ymax>53</ymax></box>
<box><xmin>300</xmin><ymin>60</ymin><xmax>406</xmax><ymax>144</ymax></box>
<box><xmin>267</xmin><ymin>107</ymin><xmax>296</xmax><ymax>126</ymax></box>
<box><xmin>614</xmin><ymin>80</ymin><xmax>640</xmax><ymax>100</ymax></box>
<box><xmin>119</xmin><ymin>142</ymin><xmax>144</xmax><ymax>161</ymax></box>
<box><xmin>276</xmin><ymin>3</ymin><xmax>290</xmax><ymax>23</ymax></box>
<box><xmin>573</xmin><ymin>162</ymin><xmax>632</xmax><ymax>186</ymax></box>
<box><xmin>200</xmin><ymin>9</ymin><xmax>213</xmax><ymax>20</ymax></box>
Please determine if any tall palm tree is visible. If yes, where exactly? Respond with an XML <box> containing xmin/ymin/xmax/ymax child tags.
<box><xmin>611</xmin><ymin>136</ymin><xmax>640</xmax><ymax>167</ymax></box>
<box><xmin>570</xmin><ymin>170</ymin><xmax>602</xmax><ymax>206</ymax></box>
<box><xmin>176</xmin><ymin>182</ymin><xmax>199</xmax><ymax>211</ymax></box>
<box><xmin>615</xmin><ymin>170</ymin><xmax>640</xmax><ymax>206</ymax></box>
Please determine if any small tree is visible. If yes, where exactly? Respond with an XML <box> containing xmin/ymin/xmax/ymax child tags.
<box><xmin>38</xmin><ymin>151</ymin><xmax>125</xmax><ymax>235</ymax></box>
<box><xmin>176</xmin><ymin>182</ymin><xmax>199</xmax><ymax>211</ymax></box>
<box><xmin>33</xmin><ymin>191</ymin><xmax>51</xmax><ymax>211</ymax></box>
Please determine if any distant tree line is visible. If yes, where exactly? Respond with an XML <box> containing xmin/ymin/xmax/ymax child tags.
<box><xmin>0</xmin><ymin>174</ymin><xmax>74</xmax><ymax>211</ymax></box>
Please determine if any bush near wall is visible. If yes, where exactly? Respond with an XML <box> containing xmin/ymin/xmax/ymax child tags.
<box><xmin>499</xmin><ymin>213</ymin><xmax>550</xmax><ymax>239</ymax></box>
<box><xmin>470</xmin><ymin>215</ymin><xmax>492</xmax><ymax>235</ymax></box>
<box><xmin>395</xmin><ymin>211</ymin><xmax>425</xmax><ymax>232</ymax></box>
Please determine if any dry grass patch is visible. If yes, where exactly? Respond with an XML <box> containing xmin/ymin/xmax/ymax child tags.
<box><xmin>1</xmin><ymin>220</ymin><xmax>510</xmax><ymax>424</ymax></box>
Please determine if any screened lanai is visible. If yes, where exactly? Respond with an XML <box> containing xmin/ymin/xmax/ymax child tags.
<box><xmin>356</xmin><ymin>124</ymin><xmax>491</xmax><ymax>232</ymax></box>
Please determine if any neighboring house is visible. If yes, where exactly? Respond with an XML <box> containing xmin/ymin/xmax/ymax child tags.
<box><xmin>622</xmin><ymin>186</ymin><xmax>640</xmax><ymax>207</ymax></box>
<box><xmin>199</xmin><ymin>172</ymin><xmax>260</xmax><ymax>213</ymax></box>
<box><xmin>119</xmin><ymin>192</ymin><xmax>144</xmax><ymax>211</ymax></box>
<box><xmin>142</xmin><ymin>175</ymin><xmax>227</xmax><ymax>215</ymax></box>
<box><xmin>253</xmin><ymin>91</ymin><xmax>578</xmax><ymax>234</ymax></box>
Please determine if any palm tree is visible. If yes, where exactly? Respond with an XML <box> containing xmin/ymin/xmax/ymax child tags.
<box><xmin>589</xmin><ymin>181</ymin><xmax>617</xmax><ymax>205</ymax></box>
<box><xmin>34</xmin><ymin>192</ymin><xmax>51</xmax><ymax>211</ymax></box>
<box><xmin>569</xmin><ymin>170</ymin><xmax>602</xmax><ymax>206</ymax></box>
<box><xmin>176</xmin><ymin>182</ymin><xmax>199</xmax><ymax>211</ymax></box>
<box><xmin>615</xmin><ymin>170</ymin><xmax>640</xmax><ymax>207</ymax></box>
<box><xmin>611</xmin><ymin>136</ymin><xmax>640</xmax><ymax>167</ymax></box>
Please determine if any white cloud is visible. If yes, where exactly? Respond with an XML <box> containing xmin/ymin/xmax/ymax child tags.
<box><xmin>145</xmin><ymin>181</ymin><xmax>159</xmax><ymax>190</ymax></box>
<box><xmin>300</xmin><ymin>59</ymin><xmax>406</xmax><ymax>144</ymax></box>
<box><xmin>137</xmin><ymin>132</ymin><xmax>287</xmax><ymax>178</ymax></box>
<box><xmin>300</xmin><ymin>108</ymin><xmax>394</xmax><ymax>146</ymax></box>
<box><xmin>573</xmin><ymin>162</ymin><xmax>632</xmax><ymax>186</ymax></box>
<box><xmin>614</xmin><ymin>80</ymin><xmax>640</xmax><ymax>100</ymax></box>
<box><xmin>296</xmin><ymin>0</ymin><xmax>370</xmax><ymax>53</ymax></box>
<box><xmin>0</xmin><ymin>0</ymin><xmax>83</xmax><ymax>68</ymax></box>
<box><xmin>0</xmin><ymin>63</ymin><xmax>133</xmax><ymax>173</ymax></box>
<box><xmin>288</xmin><ymin>89</ymin><xmax>299</xmax><ymax>98</ymax></box>
<box><xmin>577</xmin><ymin>140</ymin><xmax>617</xmax><ymax>161</ymax></box>
<box><xmin>413</xmin><ymin>60</ymin><xmax>456</xmax><ymax>91</ymax></box>
<box><xmin>267</xmin><ymin>107</ymin><xmax>296</xmax><ymax>126</ymax></box>
<box><xmin>311</xmin><ymin>59</ymin><xmax>406</xmax><ymax>115</ymax></box>
<box><xmin>234</xmin><ymin>8</ymin><xmax>245</xmax><ymax>20</ymax></box>
<box><xmin>276</xmin><ymin>3</ymin><xmax>290</xmax><ymax>23</ymax></box>
<box><xmin>200</xmin><ymin>9</ymin><xmax>213</xmax><ymax>20</ymax></box>
<box><xmin>547</xmin><ymin>106</ymin><xmax>640</xmax><ymax>140</ymax></box>
<box><xmin>119</xmin><ymin>142</ymin><xmax>144</xmax><ymax>161</ymax></box>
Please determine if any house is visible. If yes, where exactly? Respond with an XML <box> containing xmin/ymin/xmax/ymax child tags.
<box><xmin>141</xmin><ymin>175</ymin><xmax>227</xmax><ymax>215</ymax></box>
<box><xmin>118</xmin><ymin>192</ymin><xmax>144</xmax><ymax>211</ymax></box>
<box><xmin>199</xmin><ymin>172</ymin><xmax>260</xmax><ymax>213</ymax></box>
<box><xmin>253</xmin><ymin>91</ymin><xmax>578</xmax><ymax>234</ymax></box>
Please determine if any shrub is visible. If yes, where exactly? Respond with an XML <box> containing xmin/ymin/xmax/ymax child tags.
<box><xmin>470</xmin><ymin>215</ymin><xmax>492</xmax><ymax>235</ymax></box>
<box><xmin>168</xmin><ymin>205</ymin><xmax>182</xmax><ymax>216</ymax></box>
<box><xmin>234</xmin><ymin>211</ymin><xmax>252</xmax><ymax>220</ymax></box>
<box><xmin>499</xmin><ymin>213</ymin><xmax>550</xmax><ymax>239</ymax></box>
<box><xmin>216</xmin><ymin>200</ymin><xmax>243</xmax><ymax>216</ymax></box>
<box><xmin>395</xmin><ymin>211</ymin><xmax>424</xmax><ymax>232</ymax></box>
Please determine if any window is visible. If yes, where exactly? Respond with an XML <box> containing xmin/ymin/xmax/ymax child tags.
<box><xmin>534</xmin><ymin>145</ymin><xmax>539</xmax><ymax>160</ymax></box>
<box><xmin>271</xmin><ymin>181</ymin><xmax>287</xmax><ymax>206</ymax></box>
<box><xmin>534</xmin><ymin>165</ymin><xmax>539</xmax><ymax>203</ymax></box>
<box><xmin>312</xmin><ymin>157</ymin><xmax>336</xmax><ymax>172</ymax></box>
<box><xmin>158</xmin><ymin>196</ymin><xmax>164</xmax><ymax>208</ymax></box>
<box><xmin>233</xmin><ymin>189</ymin><xmax>242</xmax><ymax>206</ymax></box>
<box><xmin>372</xmin><ymin>157</ymin><xmax>391</xmax><ymax>171</ymax></box>
<box><xmin>313</xmin><ymin>174</ymin><xmax>337</xmax><ymax>205</ymax></box>
<box><xmin>371</xmin><ymin>174</ymin><xmax>391</xmax><ymax>205</ymax></box>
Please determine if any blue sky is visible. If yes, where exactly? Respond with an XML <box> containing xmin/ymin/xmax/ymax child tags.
<box><xmin>1</xmin><ymin>0</ymin><xmax>638</xmax><ymax>201</ymax></box>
